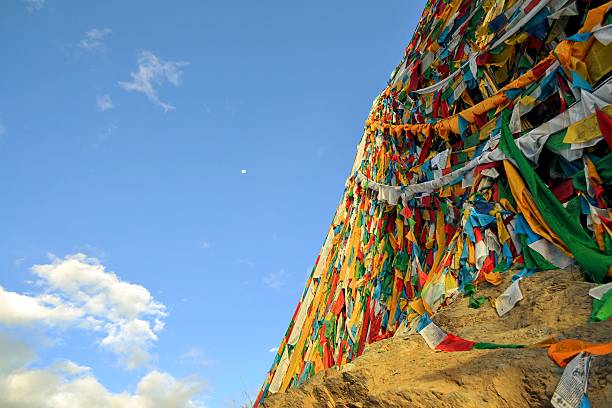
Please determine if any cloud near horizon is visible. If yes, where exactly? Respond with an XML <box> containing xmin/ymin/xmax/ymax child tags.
<box><xmin>0</xmin><ymin>333</ymin><xmax>207</xmax><ymax>408</ymax></box>
<box><xmin>0</xmin><ymin>253</ymin><xmax>167</xmax><ymax>369</ymax></box>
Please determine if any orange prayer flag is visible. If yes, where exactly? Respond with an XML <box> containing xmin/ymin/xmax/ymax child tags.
<box><xmin>548</xmin><ymin>339</ymin><xmax>612</xmax><ymax>367</ymax></box>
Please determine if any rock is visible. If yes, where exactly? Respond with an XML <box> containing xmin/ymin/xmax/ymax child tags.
<box><xmin>263</xmin><ymin>270</ymin><xmax>611</xmax><ymax>407</ymax></box>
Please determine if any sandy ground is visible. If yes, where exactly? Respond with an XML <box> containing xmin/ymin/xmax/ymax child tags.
<box><xmin>262</xmin><ymin>268</ymin><xmax>611</xmax><ymax>407</ymax></box>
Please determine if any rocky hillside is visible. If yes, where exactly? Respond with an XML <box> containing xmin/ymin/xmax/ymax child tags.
<box><xmin>262</xmin><ymin>269</ymin><xmax>611</xmax><ymax>407</ymax></box>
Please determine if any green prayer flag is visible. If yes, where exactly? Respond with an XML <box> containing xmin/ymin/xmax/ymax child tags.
<box><xmin>473</xmin><ymin>342</ymin><xmax>524</xmax><ymax>349</ymax></box>
<box><xmin>519</xmin><ymin>235</ymin><xmax>556</xmax><ymax>271</ymax></box>
<box><xmin>591</xmin><ymin>290</ymin><xmax>612</xmax><ymax>322</ymax></box>
<box><xmin>499</xmin><ymin>111</ymin><xmax>611</xmax><ymax>282</ymax></box>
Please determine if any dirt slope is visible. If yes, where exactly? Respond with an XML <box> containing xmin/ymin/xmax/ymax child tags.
<box><xmin>262</xmin><ymin>268</ymin><xmax>611</xmax><ymax>408</ymax></box>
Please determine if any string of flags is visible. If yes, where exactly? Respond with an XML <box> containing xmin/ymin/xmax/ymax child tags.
<box><xmin>255</xmin><ymin>1</ymin><xmax>612</xmax><ymax>406</ymax></box>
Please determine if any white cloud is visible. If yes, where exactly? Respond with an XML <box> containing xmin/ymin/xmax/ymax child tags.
<box><xmin>50</xmin><ymin>360</ymin><xmax>91</xmax><ymax>376</ymax></box>
<box><xmin>0</xmin><ymin>334</ymin><xmax>35</xmax><ymax>376</ymax></box>
<box><xmin>23</xmin><ymin>0</ymin><xmax>45</xmax><ymax>12</ymax></box>
<box><xmin>0</xmin><ymin>254</ymin><xmax>167</xmax><ymax>369</ymax></box>
<box><xmin>119</xmin><ymin>51</ymin><xmax>188</xmax><ymax>112</ymax></box>
<box><xmin>100</xmin><ymin>319</ymin><xmax>161</xmax><ymax>369</ymax></box>
<box><xmin>0</xmin><ymin>334</ymin><xmax>207</xmax><ymax>408</ymax></box>
<box><xmin>262</xmin><ymin>269</ymin><xmax>286</xmax><ymax>290</ymax></box>
<box><xmin>96</xmin><ymin>94</ymin><xmax>115</xmax><ymax>111</ymax></box>
<box><xmin>0</xmin><ymin>286</ymin><xmax>83</xmax><ymax>325</ymax></box>
<box><xmin>79</xmin><ymin>28</ymin><xmax>112</xmax><ymax>51</ymax></box>
<box><xmin>32</xmin><ymin>254</ymin><xmax>166</xmax><ymax>322</ymax></box>
<box><xmin>268</xmin><ymin>347</ymin><xmax>278</xmax><ymax>353</ymax></box>
<box><xmin>132</xmin><ymin>371</ymin><xmax>207</xmax><ymax>408</ymax></box>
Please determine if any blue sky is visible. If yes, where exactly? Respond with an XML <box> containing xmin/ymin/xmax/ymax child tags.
<box><xmin>0</xmin><ymin>1</ymin><xmax>425</xmax><ymax>406</ymax></box>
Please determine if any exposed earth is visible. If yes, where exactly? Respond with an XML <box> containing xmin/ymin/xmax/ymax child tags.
<box><xmin>262</xmin><ymin>268</ymin><xmax>611</xmax><ymax>407</ymax></box>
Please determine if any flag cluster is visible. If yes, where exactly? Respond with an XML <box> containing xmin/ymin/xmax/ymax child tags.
<box><xmin>255</xmin><ymin>1</ymin><xmax>612</xmax><ymax>405</ymax></box>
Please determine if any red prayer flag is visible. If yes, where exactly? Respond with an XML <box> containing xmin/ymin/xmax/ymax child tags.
<box><xmin>435</xmin><ymin>333</ymin><xmax>477</xmax><ymax>352</ymax></box>
<box><xmin>595</xmin><ymin>108</ymin><xmax>612</xmax><ymax>151</ymax></box>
